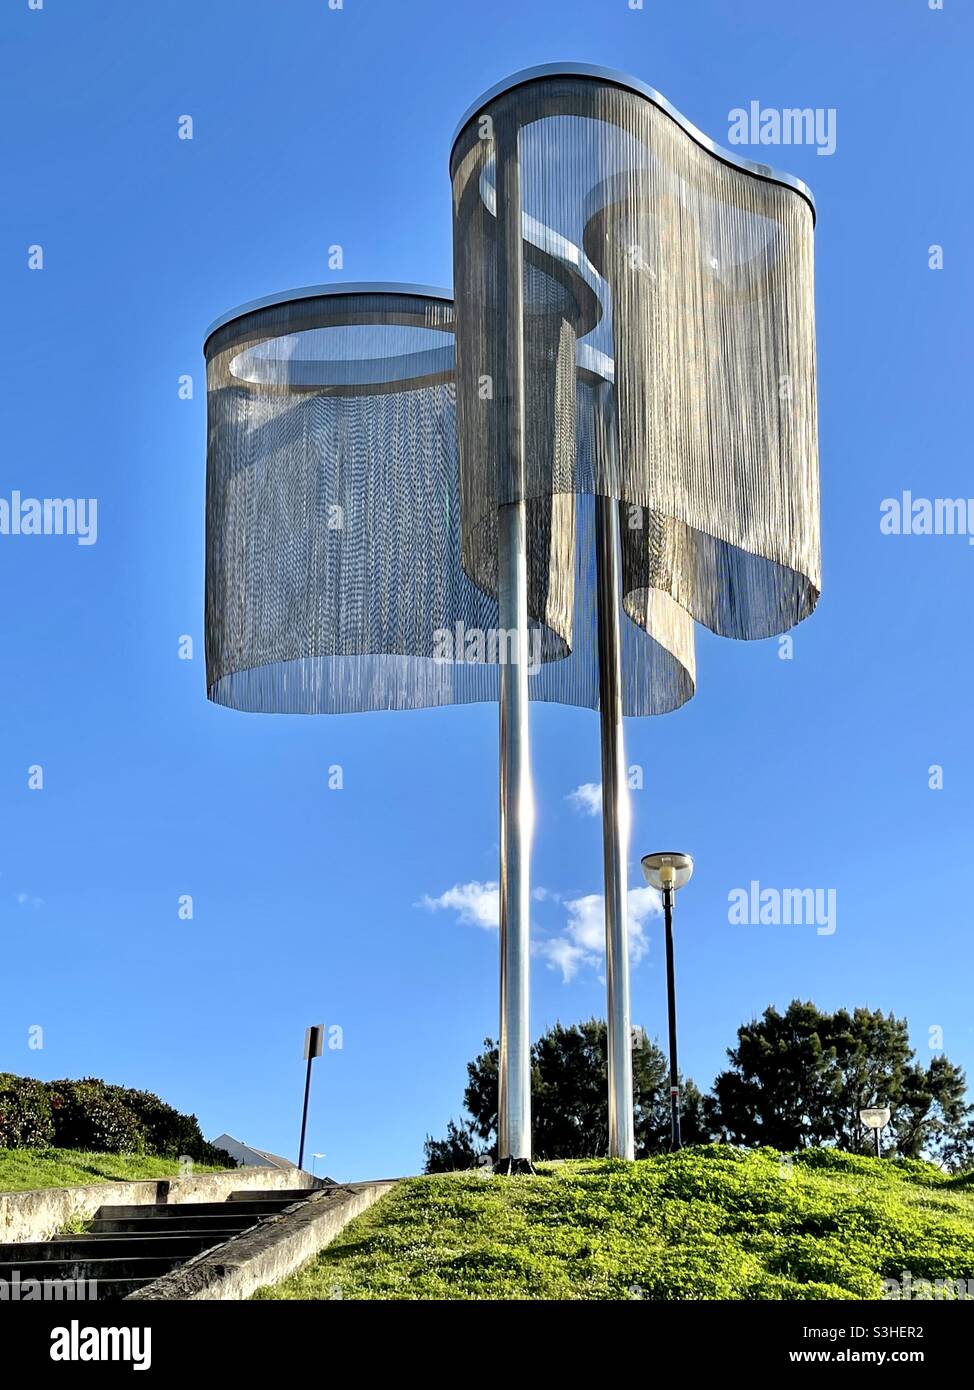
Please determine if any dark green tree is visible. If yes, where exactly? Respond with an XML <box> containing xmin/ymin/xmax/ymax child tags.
<box><xmin>424</xmin><ymin>1019</ymin><xmax>710</xmax><ymax>1172</ymax></box>
<box><xmin>893</xmin><ymin>1054</ymin><xmax>973</xmax><ymax>1165</ymax></box>
<box><xmin>825</xmin><ymin>1007</ymin><xmax>913</xmax><ymax>1151</ymax></box>
<box><xmin>707</xmin><ymin>1001</ymin><xmax>841</xmax><ymax>1150</ymax></box>
<box><xmin>708</xmin><ymin>1000</ymin><xmax>973</xmax><ymax>1170</ymax></box>
<box><xmin>422</xmin><ymin>1118</ymin><xmax>487</xmax><ymax>1174</ymax></box>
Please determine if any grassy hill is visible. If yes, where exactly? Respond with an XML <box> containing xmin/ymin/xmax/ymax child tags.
<box><xmin>0</xmin><ymin>1148</ymin><xmax>225</xmax><ymax>1193</ymax></box>
<box><xmin>255</xmin><ymin>1146</ymin><xmax>974</xmax><ymax>1301</ymax></box>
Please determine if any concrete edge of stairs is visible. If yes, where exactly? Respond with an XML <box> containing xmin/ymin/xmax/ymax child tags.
<box><xmin>0</xmin><ymin>1166</ymin><xmax>322</xmax><ymax>1244</ymax></box>
<box><xmin>124</xmin><ymin>1180</ymin><xmax>398</xmax><ymax>1301</ymax></box>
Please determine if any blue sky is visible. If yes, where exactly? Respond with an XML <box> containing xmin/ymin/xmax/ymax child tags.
<box><xmin>2</xmin><ymin>0</ymin><xmax>971</xmax><ymax>1181</ymax></box>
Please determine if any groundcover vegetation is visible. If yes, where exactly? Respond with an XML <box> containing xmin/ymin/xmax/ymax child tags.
<box><xmin>0</xmin><ymin>1148</ymin><xmax>224</xmax><ymax>1193</ymax></box>
<box><xmin>255</xmin><ymin>1146</ymin><xmax>974</xmax><ymax>1301</ymax></box>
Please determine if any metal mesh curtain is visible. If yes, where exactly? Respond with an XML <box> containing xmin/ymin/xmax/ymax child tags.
<box><xmin>204</xmin><ymin>287</ymin><xmax>694</xmax><ymax>716</ymax></box>
<box><xmin>451</xmin><ymin>70</ymin><xmax>821</xmax><ymax>642</ymax></box>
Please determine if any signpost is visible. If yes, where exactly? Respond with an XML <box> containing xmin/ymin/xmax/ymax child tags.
<box><xmin>298</xmin><ymin>1024</ymin><xmax>324</xmax><ymax>1171</ymax></box>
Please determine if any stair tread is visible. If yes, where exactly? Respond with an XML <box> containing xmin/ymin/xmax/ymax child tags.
<box><xmin>95</xmin><ymin>1198</ymin><xmax>303</xmax><ymax>1219</ymax></box>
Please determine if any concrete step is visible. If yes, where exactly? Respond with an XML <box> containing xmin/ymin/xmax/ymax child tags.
<box><xmin>88</xmin><ymin>1215</ymin><xmax>259</xmax><ymax>1235</ymax></box>
<box><xmin>0</xmin><ymin>1234</ymin><xmax>233</xmax><ymax>1262</ymax></box>
<box><xmin>0</xmin><ymin>1189</ymin><xmax>320</xmax><ymax>1296</ymax></box>
<box><xmin>0</xmin><ymin>1256</ymin><xmax>192</xmax><ymax>1281</ymax></box>
<box><xmin>226</xmin><ymin>1188</ymin><xmax>315</xmax><ymax>1202</ymax></box>
<box><xmin>80</xmin><ymin>1277</ymin><xmax>157</xmax><ymax>1301</ymax></box>
<box><xmin>94</xmin><ymin>1197</ymin><xmax>306</xmax><ymax>1220</ymax></box>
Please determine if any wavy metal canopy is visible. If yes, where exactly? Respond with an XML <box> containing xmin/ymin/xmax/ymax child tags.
<box><xmin>450</xmin><ymin>65</ymin><xmax>821</xmax><ymax>642</ymax></box>
<box><xmin>204</xmin><ymin>286</ymin><xmax>695</xmax><ymax>716</ymax></box>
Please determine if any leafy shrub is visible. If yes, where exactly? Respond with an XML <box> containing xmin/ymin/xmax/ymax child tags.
<box><xmin>0</xmin><ymin>1073</ymin><xmax>54</xmax><ymax>1148</ymax></box>
<box><xmin>114</xmin><ymin>1087</ymin><xmax>231</xmax><ymax>1164</ymax></box>
<box><xmin>0</xmin><ymin>1074</ymin><xmax>234</xmax><ymax>1165</ymax></box>
<box><xmin>47</xmin><ymin>1079</ymin><xmax>144</xmax><ymax>1153</ymax></box>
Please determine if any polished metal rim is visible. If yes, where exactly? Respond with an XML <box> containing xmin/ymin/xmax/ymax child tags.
<box><xmin>450</xmin><ymin>62</ymin><xmax>816</xmax><ymax>218</ymax></box>
<box><xmin>204</xmin><ymin>282</ymin><xmax>453</xmax><ymax>350</ymax></box>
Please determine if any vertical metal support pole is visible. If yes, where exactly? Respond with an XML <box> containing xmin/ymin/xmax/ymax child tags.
<box><xmin>595</xmin><ymin>496</ymin><xmax>635</xmax><ymax>1160</ymax></box>
<box><xmin>298</xmin><ymin>1054</ymin><xmax>314</xmax><ymax>1171</ymax></box>
<box><xmin>498</xmin><ymin>505</ymin><xmax>532</xmax><ymax>1163</ymax></box>
<box><xmin>663</xmin><ymin>886</ymin><xmax>682</xmax><ymax>1150</ymax></box>
<box><xmin>875</xmin><ymin>1126</ymin><xmax>882</xmax><ymax>1159</ymax></box>
<box><xmin>495</xmin><ymin>117</ymin><xmax>533</xmax><ymax>1166</ymax></box>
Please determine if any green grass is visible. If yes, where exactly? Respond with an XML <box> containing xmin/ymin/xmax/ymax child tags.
<box><xmin>0</xmin><ymin>1148</ymin><xmax>225</xmax><ymax>1193</ymax></box>
<box><xmin>254</xmin><ymin>1146</ymin><xmax>974</xmax><ymax>1301</ymax></box>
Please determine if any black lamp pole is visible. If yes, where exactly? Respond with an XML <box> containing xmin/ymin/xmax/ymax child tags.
<box><xmin>663</xmin><ymin>885</ymin><xmax>682</xmax><ymax>1151</ymax></box>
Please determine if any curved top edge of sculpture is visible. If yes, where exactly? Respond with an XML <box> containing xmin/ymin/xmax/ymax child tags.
<box><xmin>204</xmin><ymin>282</ymin><xmax>617</xmax><ymax>387</ymax></box>
<box><xmin>204</xmin><ymin>282</ymin><xmax>453</xmax><ymax>350</ymax></box>
<box><xmin>449</xmin><ymin>62</ymin><xmax>816</xmax><ymax>220</ymax></box>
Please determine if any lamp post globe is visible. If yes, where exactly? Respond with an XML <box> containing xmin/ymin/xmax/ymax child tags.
<box><xmin>859</xmin><ymin>1106</ymin><xmax>891</xmax><ymax>1159</ymax></box>
<box><xmin>641</xmin><ymin>853</ymin><xmax>694</xmax><ymax>1151</ymax></box>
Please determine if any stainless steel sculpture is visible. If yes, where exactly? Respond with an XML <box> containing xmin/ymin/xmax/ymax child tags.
<box><xmin>204</xmin><ymin>283</ymin><xmax>692</xmax><ymax>715</ymax></box>
<box><xmin>204</xmin><ymin>282</ymin><xmax>694</xmax><ymax>1166</ymax></box>
<box><xmin>450</xmin><ymin>65</ymin><xmax>820</xmax><ymax>1160</ymax></box>
<box><xmin>206</xmin><ymin>62</ymin><xmax>820</xmax><ymax>1168</ymax></box>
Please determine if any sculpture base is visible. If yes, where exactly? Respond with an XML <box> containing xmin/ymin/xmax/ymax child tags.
<box><xmin>493</xmin><ymin>1156</ymin><xmax>537</xmax><ymax>1176</ymax></box>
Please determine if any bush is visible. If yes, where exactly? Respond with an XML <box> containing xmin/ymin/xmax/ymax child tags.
<box><xmin>0</xmin><ymin>1074</ymin><xmax>54</xmax><ymax>1148</ymax></box>
<box><xmin>47</xmin><ymin>1079</ymin><xmax>144</xmax><ymax>1153</ymax></box>
<box><xmin>0</xmin><ymin>1074</ymin><xmax>235</xmax><ymax>1165</ymax></box>
<box><xmin>115</xmin><ymin>1087</ymin><xmax>232</xmax><ymax>1165</ymax></box>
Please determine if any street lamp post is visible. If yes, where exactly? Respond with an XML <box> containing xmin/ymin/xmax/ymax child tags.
<box><xmin>641</xmin><ymin>852</ymin><xmax>694</xmax><ymax>1151</ymax></box>
<box><xmin>860</xmin><ymin>1105</ymin><xmax>891</xmax><ymax>1158</ymax></box>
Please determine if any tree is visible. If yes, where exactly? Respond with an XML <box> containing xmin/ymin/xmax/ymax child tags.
<box><xmin>422</xmin><ymin>1119</ymin><xmax>487</xmax><ymax>1174</ymax></box>
<box><xmin>708</xmin><ymin>1000</ymin><xmax>973</xmax><ymax>1170</ymax></box>
<box><xmin>825</xmin><ymin>1007</ymin><xmax>913</xmax><ymax>1151</ymax></box>
<box><xmin>893</xmin><ymin>1055</ymin><xmax>974</xmax><ymax>1166</ymax></box>
<box><xmin>706</xmin><ymin>1001</ymin><xmax>840</xmax><ymax>1150</ymax></box>
<box><xmin>424</xmin><ymin>1019</ymin><xmax>710</xmax><ymax>1171</ymax></box>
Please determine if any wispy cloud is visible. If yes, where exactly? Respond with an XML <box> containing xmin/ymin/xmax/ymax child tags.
<box><xmin>418</xmin><ymin>877</ymin><xmax>662</xmax><ymax>985</ymax></box>
<box><xmin>16</xmin><ymin>891</ymin><xmax>44</xmax><ymax>909</ymax></box>
<box><xmin>536</xmin><ymin>885</ymin><xmax>662</xmax><ymax>983</ymax></box>
<box><xmin>532</xmin><ymin>886</ymin><xmax>562</xmax><ymax>903</ymax></box>
<box><xmin>565</xmin><ymin>782</ymin><xmax>602</xmax><ymax>817</ymax></box>
<box><xmin>417</xmin><ymin>880</ymin><xmax>499</xmax><ymax>931</ymax></box>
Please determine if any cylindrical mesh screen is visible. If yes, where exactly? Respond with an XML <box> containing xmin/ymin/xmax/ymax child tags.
<box><xmin>451</xmin><ymin>71</ymin><xmax>820</xmax><ymax>641</ymax></box>
<box><xmin>204</xmin><ymin>287</ymin><xmax>694</xmax><ymax>716</ymax></box>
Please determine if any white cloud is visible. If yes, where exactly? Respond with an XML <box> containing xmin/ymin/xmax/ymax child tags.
<box><xmin>417</xmin><ymin>880</ymin><xmax>499</xmax><ymax>931</ymax></box>
<box><xmin>534</xmin><ymin>936</ymin><xmax>589</xmax><ymax>983</ymax></box>
<box><xmin>16</xmin><ymin>891</ymin><xmax>44</xmax><ymax>909</ymax></box>
<box><xmin>536</xmin><ymin>884</ymin><xmax>662</xmax><ymax>983</ymax></box>
<box><xmin>419</xmin><ymin>876</ymin><xmax>663</xmax><ymax>985</ymax></box>
<box><xmin>565</xmin><ymin>782</ymin><xmax>602</xmax><ymax>817</ymax></box>
<box><xmin>532</xmin><ymin>886</ymin><xmax>562</xmax><ymax>903</ymax></box>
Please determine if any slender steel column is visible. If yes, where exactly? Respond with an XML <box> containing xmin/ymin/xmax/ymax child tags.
<box><xmin>595</xmin><ymin>496</ymin><xmax>635</xmax><ymax>1160</ymax></box>
<box><xmin>663</xmin><ymin>886</ymin><xmax>682</xmax><ymax>1150</ymax></box>
<box><xmin>497</xmin><ymin>503</ymin><xmax>533</xmax><ymax>1163</ymax></box>
<box><xmin>494</xmin><ymin>117</ymin><xmax>533</xmax><ymax>1165</ymax></box>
